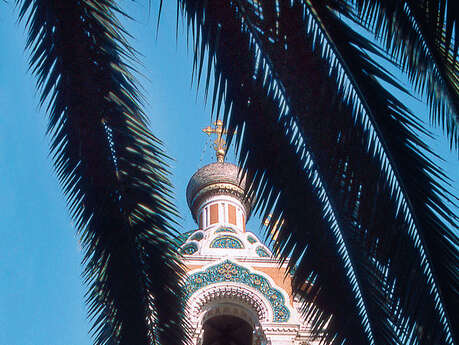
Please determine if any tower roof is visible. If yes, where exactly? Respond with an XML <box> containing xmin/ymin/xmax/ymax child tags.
<box><xmin>186</xmin><ymin>162</ymin><xmax>251</xmax><ymax>223</ymax></box>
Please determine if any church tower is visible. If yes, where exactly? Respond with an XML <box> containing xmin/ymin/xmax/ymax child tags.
<box><xmin>177</xmin><ymin>122</ymin><xmax>316</xmax><ymax>345</ymax></box>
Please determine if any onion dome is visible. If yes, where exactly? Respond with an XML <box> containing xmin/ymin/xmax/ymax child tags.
<box><xmin>186</xmin><ymin>162</ymin><xmax>251</xmax><ymax>225</ymax></box>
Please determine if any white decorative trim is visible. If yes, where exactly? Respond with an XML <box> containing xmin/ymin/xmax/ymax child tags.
<box><xmin>186</xmin><ymin>283</ymin><xmax>273</xmax><ymax>323</ymax></box>
<box><xmin>184</xmin><ymin>258</ymin><xmax>295</xmax><ymax>320</ymax></box>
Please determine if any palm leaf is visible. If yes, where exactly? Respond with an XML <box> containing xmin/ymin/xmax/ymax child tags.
<box><xmin>178</xmin><ymin>1</ymin><xmax>385</xmax><ymax>344</ymax></box>
<box><xmin>353</xmin><ymin>0</ymin><xmax>459</xmax><ymax>149</ymax></box>
<box><xmin>177</xmin><ymin>0</ymin><xmax>458</xmax><ymax>344</ymax></box>
<box><xmin>19</xmin><ymin>1</ymin><xmax>189</xmax><ymax>344</ymax></box>
<box><xmin>315</xmin><ymin>2</ymin><xmax>459</xmax><ymax>341</ymax></box>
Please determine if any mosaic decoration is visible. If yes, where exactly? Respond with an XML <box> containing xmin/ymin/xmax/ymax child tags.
<box><xmin>256</xmin><ymin>247</ymin><xmax>270</xmax><ymax>257</ymax></box>
<box><xmin>210</xmin><ymin>235</ymin><xmax>244</xmax><ymax>249</ymax></box>
<box><xmin>247</xmin><ymin>236</ymin><xmax>257</xmax><ymax>244</ymax></box>
<box><xmin>215</xmin><ymin>226</ymin><xmax>236</xmax><ymax>233</ymax></box>
<box><xmin>184</xmin><ymin>260</ymin><xmax>290</xmax><ymax>322</ymax></box>
<box><xmin>190</xmin><ymin>232</ymin><xmax>204</xmax><ymax>241</ymax></box>
<box><xmin>181</xmin><ymin>243</ymin><xmax>198</xmax><ymax>255</ymax></box>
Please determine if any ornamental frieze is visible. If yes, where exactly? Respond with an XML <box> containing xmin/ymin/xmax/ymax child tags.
<box><xmin>183</xmin><ymin>260</ymin><xmax>290</xmax><ymax>322</ymax></box>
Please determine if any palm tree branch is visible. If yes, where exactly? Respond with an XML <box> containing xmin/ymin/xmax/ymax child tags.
<box><xmin>18</xmin><ymin>1</ymin><xmax>189</xmax><ymax>344</ymax></box>
<box><xmin>275</xmin><ymin>1</ymin><xmax>458</xmax><ymax>341</ymax></box>
<box><xmin>352</xmin><ymin>0</ymin><xmax>459</xmax><ymax>149</ymax></box>
<box><xmin>178</xmin><ymin>1</ymin><xmax>458</xmax><ymax>342</ymax></box>
<box><xmin>318</xmin><ymin>3</ymin><xmax>459</xmax><ymax>341</ymax></box>
<box><xmin>237</xmin><ymin>2</ymin><xmax>435</xmax><ymax>343</ymax></box>
<box><xmin>177</xmin><ymin>1</ymin><xmax>402</xmax><ymax>343</ymax></box>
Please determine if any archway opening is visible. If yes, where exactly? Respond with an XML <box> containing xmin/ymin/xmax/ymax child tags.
<box><xmin>202</xmin><ymin>314</ymin><xmax>253</xmax><ymax>345</ymax></box>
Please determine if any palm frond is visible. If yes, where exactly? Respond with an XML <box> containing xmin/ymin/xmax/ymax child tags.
<box><xmin>178</xmin><ymin>1</ymin><xmax>388</xmax><ymax>344</ymax></box>
<box><xmin>178</xmin><ymin>0</ymin><xmax>458</xmax><ymax>344</ymax></box>
<box><xmin>352</xmin><ymin>0</ymin><xmax>459</xmax><ymax>149</ymax></box>
<box><xmin>19</xmin><ymin>1</ymin><xmax>189</xmax><ymax>344</ymax></box>
<box><xmin>317</xmin><ymin>2</ymin><xmax>459</xmax><ymax>341</ymax></box>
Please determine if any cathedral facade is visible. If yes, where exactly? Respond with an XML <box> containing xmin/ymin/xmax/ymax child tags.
<box><xmin>177</xmin><ymin>160</ymin><xmax>318</xmax><ymax>345</ymax></box>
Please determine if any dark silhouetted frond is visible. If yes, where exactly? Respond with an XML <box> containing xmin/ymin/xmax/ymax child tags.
<box><xmin>177</xmin><ymin>0</ymin><xmax>458</xmax><ymax>344</ymax></box>
<box><xmin>353</xmin><ymin>0</ymin><xmax>459</xmax><ymax>149</ymax></box>
<box><xmin>19</xmin><ymin>1</ymin><xmax>189</xmax><ymax>344</ymax></box>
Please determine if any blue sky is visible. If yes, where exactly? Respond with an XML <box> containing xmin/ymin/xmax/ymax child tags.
<box><xmin>0</xmin><ymin>2</ymin><xmax>457</xmax><ymax>345</ymax></box>
<box><xmin>0</xmin><ymin>2</ymin><xmax>225</xmax><ymax>344</ymax></box>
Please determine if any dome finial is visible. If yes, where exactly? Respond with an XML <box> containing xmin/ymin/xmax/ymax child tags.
<box><xmin>203</xmin><ymin>120</ymin><xmax>228</xmax><ymax>162</ymax></box>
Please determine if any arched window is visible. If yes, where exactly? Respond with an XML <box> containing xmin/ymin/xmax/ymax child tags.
<box><xmin>210</xmin><ymin>236</ymin><xmax>244</xmax><ymax>249</ymax></box>
<box><xmin>256</xmin><ymin>247</ymin><xmax>270</xmax><ymax>257</ymax></box>
<box><xmin>181</xmin><ymin>243</ymin><xmax>198</xmax><ymax>255</ymax></box>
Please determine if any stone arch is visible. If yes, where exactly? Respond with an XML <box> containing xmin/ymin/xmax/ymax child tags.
<box><xmin>186</xmin><ymin>284</ymin><xmax>270</xmax><ymax>345</ymax></box>
<box><xmin>187</xmin><ymin>283</ymin><xmax>272</xmax><ymax>324</ymax></box>
<box><xmin>183</xmin><ymin>260</ymin><xmax>291</xmax><ymax>322</ymax></box>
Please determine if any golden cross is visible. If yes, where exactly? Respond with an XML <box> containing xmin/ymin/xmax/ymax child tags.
<box><xmin>202</xmin><ymin>120</ymin><xmax>228</xmax><ymax>162</ymax></box>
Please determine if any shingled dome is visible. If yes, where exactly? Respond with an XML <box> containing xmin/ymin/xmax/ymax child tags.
<box><xmin>186</xmin><ymin>162</ymin><xmax>251</xmax><ymax>221</ymax></box>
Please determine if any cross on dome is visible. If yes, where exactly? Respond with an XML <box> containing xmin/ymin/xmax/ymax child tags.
<box><xmin>202</xmin><ymin>120</ymin><xmax>230</xmax><ymax>162</ymax></box>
